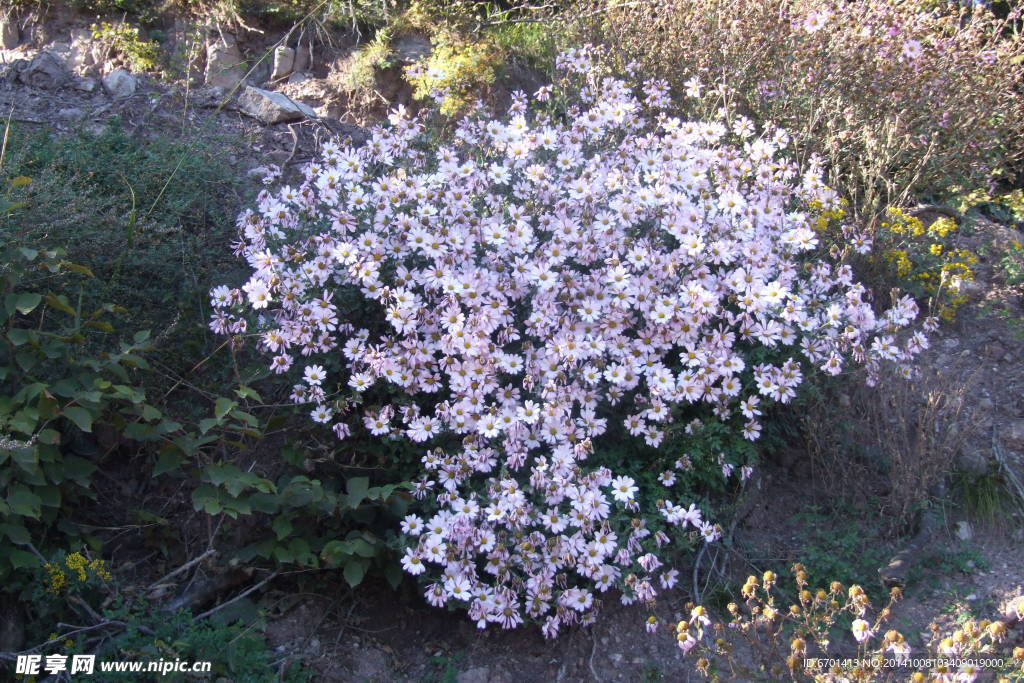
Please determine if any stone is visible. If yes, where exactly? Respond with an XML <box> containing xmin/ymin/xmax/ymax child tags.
<box><xmin>75</xmin><ymin>76</ymin><xmax>98</xmax><ymax>93</ymax></box>
<box><xmin>237</xmin><ymin>86</ymin><xmax>317</xmax><ymax>124</ymax></box>
<box><xmin>102</xmin><ymin>69</ymin><xmax>137</xmax><ymax>98</ymax></box>
<box><xmin>17</xmin><ymin>52</ymin><xmax>70</xmax><ymax>89</ymax></box>
<box><xmin>1</xmin><ymin>19</ymin><xmax>19</xmax><ymax>50</ymax></box>
<box><xmin>287</xmin><ymin>71</ymin><xmax>310</xmax><ymax>84</ymax></box>
<box><xmin>956</xmin><ymin>520</ymin><xmax>973</xmax><ymax>541</ymax></box>
<box><xmin>1006</xmin><ymin>419</ymin><xmax>1024</xmax><ymax>451</ymax></box>
<box><xmin>57</xmin><ymin>107</ymin><xmax>84</xmax><ymax>121</ymax></box>
<box><xmin>392</xmin><ymin>34</ymin><xmax>432</xmax><ymax>63</ymax></box>
<box><xmin>271</xmin><ymin>45</ymin><xmax>295</xmax><ymax>81</ymax></box>
<box><xmin>456</xmin><ymin>667</ymin><xmax>490</xmax><ymax>683</ymax></box>
<box><xmin>293</xmin><ymin>45</ymin><xmax>310</xmax><ymax>73</ymax></box>
<box><xmin>205</xmin><ymin>33</ymin><xmax>246</xmax><ymax>90</ymax></box>
<box><xmin>955</xmin><ymin>447</ymin><xmax>989</xmax><ymax>477</ymax></box>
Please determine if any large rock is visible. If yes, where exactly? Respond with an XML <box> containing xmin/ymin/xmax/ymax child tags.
<box><xmin>206</xmin><ymin>33</ymin><xmax>246</xmax><ymax>90</ymax></box>
<box><xmin>392</xmin><ymin>34</ymin><xmax>432</xmax><ymax>64</ymax></box>
<box><xmin>102</xmin><ymin>69</ymin><xmax>137</xmax><ymax>98</ymax></box>
<box><xmin>271</xmin><ymin>45</ymin><xmax>294</xmax><ymax>81</ymax></box>
<box><xmin>17</xmin><ymin>52</ymin><xmax>70</xmax><ymax>89</ymax></box>
<box><xmin>237</xmin><ymin>86</ymin><xmax>317</xmax><ymax>124</ymax></box>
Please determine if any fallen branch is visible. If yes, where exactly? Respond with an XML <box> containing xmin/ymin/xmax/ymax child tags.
<box><xmin>146</xmin><ymin>549</ymin><xmax>216</xmax><ymax>594</ymax></box>
<box><xmin>194</xmin><ymin>570</ymin><xmax>280</xmax><ymax>622</ymax></box>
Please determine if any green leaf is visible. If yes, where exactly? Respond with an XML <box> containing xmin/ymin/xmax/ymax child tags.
<box><xmin>384</xmin><ymin>561</ymin><xmax>403</xmax><ymax>590</ymax></box>
<box><xmin>8</xmin><ymin>549</ymin><xmax>38</xmax><ymax>569</ymax></box>
<box><xmin>62</xmin><ymin>262</ymin><xmax>95</xmax><ymax>278</ymax></box>
<box><xmin>14</xmin><ymin>293</ymin><xmax>42</xmax><ymax>315</ymax></box>
<box><xmin>215</xmin><ymin>397</ymin><xmax>237</xmax><ymax>420</ymax></box>
<box><xmin>235</xmin><ymin>385</ymin><xmax>262</xmax><ymax>402</ymax></box>
<box><xmin>349</xmin><ymin>538</ymin><xmax>377</xmax><ymax>558</ymax></box>
<box><xmin>7</xmin><ymin>486</ymin><xmax>42</xmax><ymax>519</ymax></box>
<box><xmin>44</xmin><ymin>293</ymin><xmax>76</xmax><ymax>316</ymax></box>
<box><xmin>272</xmin><ymin>516</ymin><xmax>293</xmax><ymax>540</ymax></box>
<box><xmin>153</xmin><ymin>445</ymin><xmax>185</xmax><ymax>477</ymax></box>
<box><xmin>62</xmin><ymin>406</ymin><xmax>94</xmax><ymax>433</ymax></box>
<box><xmin>15</xmin><ymin>350</ymin><xmax>36</xmax><ymax>372</ymax></box>
<box><xmin>320</xmin><ymin>540</ymin><xmax>351</xmax><ymax>567</ymax></box>
<box><xmin>10</xmin><ymin>408</ymin><xmax>38</xmax><ymax>435</ymax></box>
<box><xmin>347</xmin><ymin>477</ymin><xmax>370</xmax><ymax>508</ymax></box>
<box><xmin>0</xmin><ymin>522</ymin><xmax>31</xmax><ymax>545</ymax></box>
<box><xmin>63</xmin><ymin>455</ymin><xmax>97</xmax><ymax>482</ymax></box>
<box><xmin>344</xmin><ymin>559</ymin><xmax>367</xmax><ymax>588</ymax></box>
<box><xmin>198</xmin><ymin>417</ymin><xmax>220</xmax><ymax>435</ymax></box>
<box><xmin>37</xmin><ymin>428</ymin><xmax>60</xmax><ymax>445</ymax></box>
<box><xmin>6</xmin><ymin>328</ymin><xmax>32</xmax><ymax>346</ymax></box>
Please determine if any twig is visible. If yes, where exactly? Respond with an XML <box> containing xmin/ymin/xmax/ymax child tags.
<box><xmin>0</xmin><ymin>620</ymin><xmax>153</xmax><ymax>661</ymax></box>
<box><xmin>194</xmin><ymin>570</ymin><xmax>280</xmax><ymax>621</ymax></box>
<box><xmin>587</xmin><ymin>628</ymin><xmax>603</xmax><ymax>683</ymax></box>
<box><xmin>692</xmin><ymin>543</ymin><xmax>709</xmax><ymax>604</ymax></box>
<box><xmin>146</xmin><ymin>548</ymin><xmax>216</xmax><ymax>592</ymax></box>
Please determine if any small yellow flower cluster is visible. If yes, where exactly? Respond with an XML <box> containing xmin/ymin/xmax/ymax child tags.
<box><xmin>809</xmin><ymin>198</ymin><xmax>848</xmax><ymax>232</ymax></box>
<box><xmin>43</xmin><ymin>552</ymin><xmax>112</xmax><ymax>594</ymax></box>
<box><xmin>877</xmin><ymin>207</ymin><xmax>978</xmax><ymax>321</ymax></box>
<box><xmin>44</xmin><ymin>562</ymin><xmax>67</xmax><ymax>595</ymax></box>
<box><xmin>65</xmin><ymin>552</ymin><xmax>89</xmax><ymax>581</ymax></box>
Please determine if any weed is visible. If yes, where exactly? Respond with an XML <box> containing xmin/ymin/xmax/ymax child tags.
<box><xmin>790</xmin><ymin>504</ymin><xmax>893</xmax><ymax>603</ymax></box>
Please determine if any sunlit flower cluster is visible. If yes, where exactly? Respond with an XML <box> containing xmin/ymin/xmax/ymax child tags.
<box><xmin>212</xmin><ymin>46</ymin><xmax>926</xmax><ymax>634</ymax></box>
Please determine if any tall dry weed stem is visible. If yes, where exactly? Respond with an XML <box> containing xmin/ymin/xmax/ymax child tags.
<box><xmin>578</xmin><ymin>0</ymin><xmax>1024</xmax><ymax>223</ymax></box>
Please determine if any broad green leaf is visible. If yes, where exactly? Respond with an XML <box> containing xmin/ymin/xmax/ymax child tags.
<box><xmin>14</xmin><ymin>293</ymin><xmax>42</xmax><ymax>315</ymax></box>
<box><xmin>344</xmin><ymin>559</ymin><xmax>367</xmax><ymax>588</ymax></box>
<box><xmin>0</xmin><ymin>522</ymin><xmax>31</xmax><ymax>545</ymax></box>
<box><xmin>215</xmin><ymin>397</ymin><xmax>237</xmax><ymax>420</ymax></box>
<box><xmin>235</xmin><ymin>385</ymin><xmax>262</xmax><ymax>402</ymax></box>
<box><xmin>347</xmin><ymin>477</ymin><xmax>370</xmax><ymax>508</ymax></box>
<box><xmin>272</xmin><ymin>516</ymin><xmax>293</xmax><ymax>540</ymax></box>
<box><xmin>7</xmin><ymin>486</ymin><xmax>42</xmax><ymax>519</ymax></box>
<box><xmin>62</xmin><ymin>406</ymin><xmax>94</xmax><ymax>432</ymax></box>
<box><xmin>8</xmin><ymin>549</ymin><xmax>38</xmax><ymax>569</ymax></box>
<box><xmin>153</xmin><ymin>450</ymin><xmax>185</xmax><ymax>477</ymax></box>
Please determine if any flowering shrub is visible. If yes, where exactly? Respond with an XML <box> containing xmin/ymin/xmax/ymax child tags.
<box><xmin>675</xmin><ymin>565</ymin><xmax>1024</xmax><ymax>681</ymax></box>
<box><xmin>581</xmin><ymin>0</ymin><xmax>1024</xmax><ymax>220</ymax></box>
<box><xmin>875</xmin><ymin>207</ymin><xmax>979</xmax><ymax>321</ymax></box>
<box><xmin>211</xmin><ymin>46</ymin><xmax>929</xmax><ymax>634</ymax></box>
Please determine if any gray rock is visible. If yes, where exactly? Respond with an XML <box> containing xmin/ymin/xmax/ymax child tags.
<box><xmin>17</xmin><ymin>52</ymin><xmax>70</xmax><ymax>89</ymax></box>
<box><xmin>1006</xmin><ymin>419</ymin><xmax>1024</xmax><ymax>452</ymax></box>
<box><xmin>293</xmin><ymin>45</ymin><xmax>310</xmax><ymax>73</ymax></box>
<box><xmin>57</xmin><ymin>107</ymin><xmax>84</xmax><ymax>121</ymax></box>
<box><xmin>287</xmin><ymin>71</ymin><xmax>310</xmax><ymax>84</ymax></box>
<box><xmin>271</xmin><ymin>45</ymin><xmax>295</xmax><ymax>81</ymax></box>
<box><xmin>206</xmin><ymin>33</ymin><xmax>246</xmax><ymax>90</ymax></box>
<box><xmin>237</xmin><ymin>86</ymin><xmax>317</xmax><ymax>124</ymax></box>
<box><xmin>75</xmin><ymin>76</ymin><xmax>98</xmax><ymax>93</ymax></box>
<box><xmin>102</xmin><ymin>69</ymin><xmax>137</xmax><ymax>98</ymax></box>
<box><xmin>392</xmin><ymin>34</ymin><xmax>432</xmax><ymax>63</ymax></box>
<box><xmin>956</xmin><ymin>520</ymin><xmax>973</xmax><ymax>541</ymax></box>
<box><xmin>456</xmin><ymin>667</ymin><xmax>490</xmax><ymax>683</ymax></box>
<box><xmin>1</xmin><ymin>19</ymin><xmax>19</xmax><ymax>50</ymax></box>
